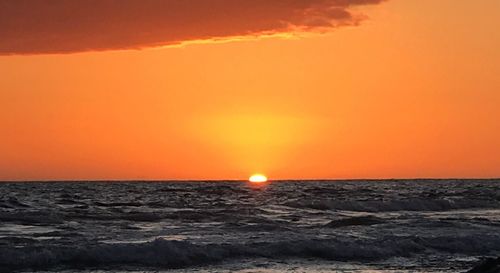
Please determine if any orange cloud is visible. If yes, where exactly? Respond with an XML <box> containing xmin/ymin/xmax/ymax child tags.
<box><xmin>0</xmin><ymin>0</ymin><xmax>385</xmax><ymax>55</ymax></box>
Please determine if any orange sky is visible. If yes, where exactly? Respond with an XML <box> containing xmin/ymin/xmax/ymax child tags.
<box><xmin>1</xmin><ymin>0</ymin><xmax>499</xmax><ymax>180</ymax></box>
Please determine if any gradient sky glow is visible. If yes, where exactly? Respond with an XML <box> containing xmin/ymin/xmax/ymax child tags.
<box><xmin>1</xmin><ymin>0</ymin><xmax>499</xmax><ymax>180</ymax></box>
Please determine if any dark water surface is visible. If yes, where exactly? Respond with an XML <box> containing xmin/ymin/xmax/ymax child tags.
<box><xmin>1</xmin><ymin>180</ymin><xmax>500</xmax><ymax>272</ymax></box>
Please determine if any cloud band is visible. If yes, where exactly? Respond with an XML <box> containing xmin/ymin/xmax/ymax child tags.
<box><xmin>0</xmin><ymin>0</ymin><xmax>385</xmax><ymax>54</ymax></box>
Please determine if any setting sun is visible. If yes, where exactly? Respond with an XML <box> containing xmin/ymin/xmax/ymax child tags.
<box><xmin>249</xmin><ymin>174</ymin><xmax>268</xmax><ymax>183</ymax></box>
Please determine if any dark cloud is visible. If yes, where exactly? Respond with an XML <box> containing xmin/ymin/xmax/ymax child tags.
<box><xmin>0</xmin><ymin>0</ymin><xmax>385</xmax><ymax>55</ymax></box>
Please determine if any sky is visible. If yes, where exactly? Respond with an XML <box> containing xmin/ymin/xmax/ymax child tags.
<box><xmin>1</xmin><ymin>0</ymin><xmax>499</xmax><ymax>180</ymax></box>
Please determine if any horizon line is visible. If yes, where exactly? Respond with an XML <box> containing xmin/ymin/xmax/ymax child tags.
<box><xmin>1</xmin><ymin>177</ymin><xmax>499</xmax><ymax>183</ymax></box>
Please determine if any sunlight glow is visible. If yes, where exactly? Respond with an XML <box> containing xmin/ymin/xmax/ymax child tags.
<box><xmin>249</xmin><ymin>174</ymin><xmax>268</xmax><ymax>183</ymax></box>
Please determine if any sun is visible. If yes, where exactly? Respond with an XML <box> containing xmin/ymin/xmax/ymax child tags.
<box><xmin>249</xmin><ymin>174</ymin><xmax>268</xmax><ymax>183</ymax></box>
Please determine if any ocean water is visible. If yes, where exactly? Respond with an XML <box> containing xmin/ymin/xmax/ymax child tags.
<box><xmin>1</xmin><ymin>180</ymin><xmax>500</xmax><ymax>272</ymax></box>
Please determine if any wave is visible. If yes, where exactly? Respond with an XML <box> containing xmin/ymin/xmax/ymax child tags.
<box><xmin>2</xmin><ymin>234</ymin><xmax>500</xmax><ymax>271</ymax></box>
<box><xmin>94</xmin><ymin>201</ymin><xmax>143</xmax><ymax>207</ymax></box>
<box><xmin>285</xmin><ymin>198</ymin><xmax>499</xmax><ymax>212</ymax></box>
<box><xmin>467</xmin><ymin>256</ymin><xmax>500</xmax><ymax>273</ymax></box>
<box><xmin>0</xmin><ymin>211</ymin><xmax>63</xmax><ymax>225</ymax></box>
<box><xmin>0</xmin><ymin>211</ymin><xmax>169</xmax><ymax>226</ymax></box>
<box><xmin>323</xmin><ymin>216</ymin><xmax>384</xmax><ymax>228</ymax></box>
<box><xmin>0</xmin><ymin>209</ymin><xmax>273</xmax><ymax>225</ymax></box>
<box><xmin>0</xmin><ymin>197</ymin><xmax>31</xmax><ymax>209</ymax></box>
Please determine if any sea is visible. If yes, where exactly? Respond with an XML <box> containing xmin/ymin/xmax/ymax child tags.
<box><xmin>1</xmin><ymin>179</ymin><xmax>499</xmax><ymax>272</ymax></box>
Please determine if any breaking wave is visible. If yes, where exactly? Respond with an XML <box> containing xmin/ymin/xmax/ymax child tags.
<box><xmin>2</xmin><ymin>234</ymin><xmax>500</xmax><ymax>271</ymax></box>
<box><xmin>285</xmin><ymin>198</ymin><xmax>499</xmax><ymax>212</ymax></box>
